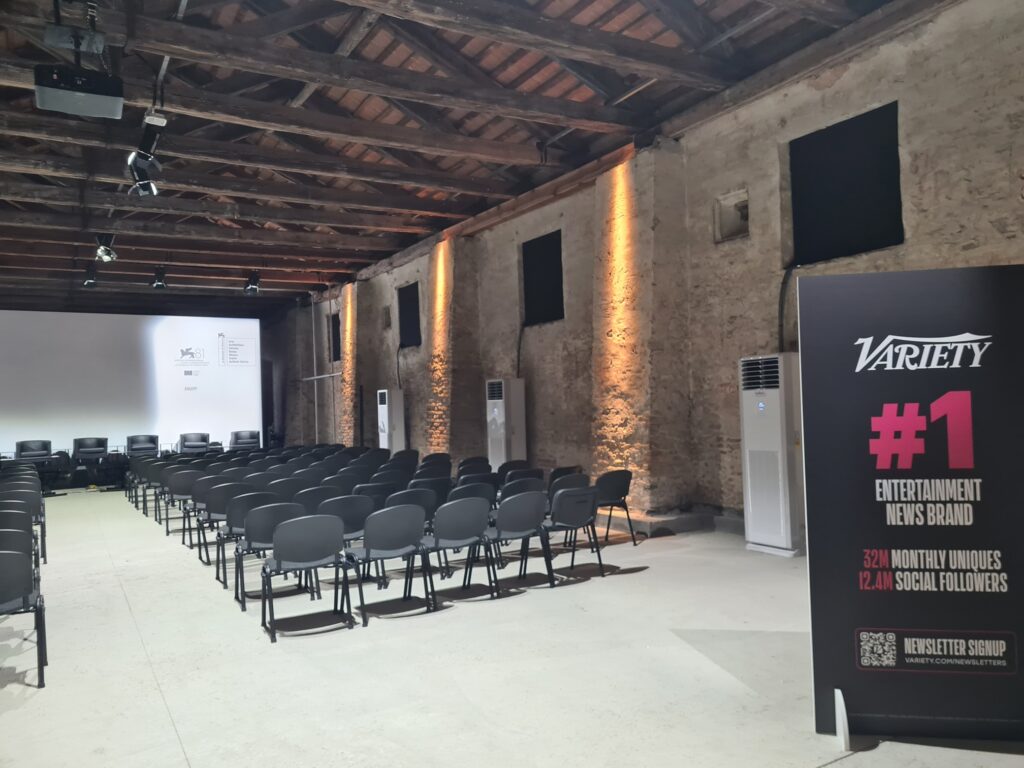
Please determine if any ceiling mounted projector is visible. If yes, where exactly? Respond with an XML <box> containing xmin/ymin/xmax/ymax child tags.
<box><xmin>34</xmin><ymin>63</ymin><xmax>123</xmax><ymax>119</ymax></box>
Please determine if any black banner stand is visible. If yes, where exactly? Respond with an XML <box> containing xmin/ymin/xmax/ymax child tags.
<box><xmin>799</xmin><ymin>267</ymin><xmax>1024</xmax><ymax>742</ymax></box>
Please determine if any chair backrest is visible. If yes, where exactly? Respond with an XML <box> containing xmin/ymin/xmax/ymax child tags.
<box><xmin>0</xmin><ymin>490</ymin><xmax>40</xmax><ymax>515</ymax></box>
<box><xmin>457</xmin><ymin>462</ymin><xmax>491</xmax><ymax>479</ymax></box>
<box><xmin>266</xmin><ymin>464</ymin><xmax>291</xmax><ymax>477</ymax></box>
<box><xmin>551</xmin><ymin>487</ymin><xmax>600</xmax><ymax>528</ymax></box>
<box><xmin>0</xmin><ymin>551</ymin><xmax>33</xmax><ymax>605</ymax></box>
<box><xmin>190</xmin><ymin>475</ymin><xmax>231</xmax><ymax>505</ymax></box>
<box><xmin>363</xmin><ymin>504</ymin><xmax>426</xmax><ymax>553</ymax></box>
<box><xmin>337</xmin><ymin>465</ymin><xmax>374</xmax><ymax>483</ymax></box>
<box><xmin>353</xmin><ymin>449</ymin><xmax>389</xmax><ymax>471</ymax></box>
<box><xmin>0</xmin><ymin>528</ymin><xmax>34</xmax><ymax>556</ymax></box>
<box><xmin>316</xmin><ymin>495</ymin><xmax>375</xmax><ymax>536</ymax></box>
<box><xmin>457</xmin><ymin>455</ymin><xmax>487</xmax><ymax>469</ymax></box>
<box><xmin>446</xmin><ymin>482</ymin><xmax>496</xmax><ymax>506</ymax></box>
<box><xmin>420</xmin><ymin>452</ymin><xmax>450</xmax><ymax>466</ymax></box>
<box><xmin>244</xmin><ymin>502</ymin><xmax>305</xmax><ymax>547</ymax></box>
<box><xmin>390</xmin><ymin>448</ymin><xmax>419</xmax><ymax>465</ymax></box>
<box><xmin>413</xmin><ymin>464</ymin><xmax>451</xmax><ymax>480</ymax></box>
<box><xmin>73</xmin><ymin>437</ymin><xmax>109</xmax><ymax>457</ymax></box>
<box><xmin>505</xmin><ymin>468</ymin><xmax>544</xmax><ymax>484</ymax></box>
<box><xmin>320</xmin><ymin>454</ymin><xmax>350</xmax><ymax>473</ymax></box>
<box><xmin>205</xmin><ymin>462</ymin><xmax>231</xmax><ymax>475</ymax></box>
<box><xmin>145</xmin><ymin>461</ymin><xmax>172</xmax><ymax>484</ymax></box>
<box><xmin>285</xmin><ymin>456</ymin><xmax>316</xmax><ymax>471</ymax></box>
<box><xmin>408</xmin><ymin>476</ymin><xmax>452</xmax><ymax>505</ymax></box>
<box><xmin>220</xmin><ymin>467</ymin><xmax>253</xmax><ymax>482</ymax></box>
<box><xmin>385</xmin><ymin>488</ymin><xmax>438</xmax><ymax>520</ymax></box>
<box><xmin>205</xmin><ymin>482</ymin><xmax>257</xmax><ymax>517</ymax></box>
<box><xmin>127</xmin><ymin>434</ymin><xmax>159</xmax><ymax>457</ymax></box>
<box><xmin>247</xmin><ymin>457</ymin><xmax>277</xmax><ymax>472</ymax></box>
<box><xmin>0</xmin><ymin>510</ymin><xmax>32</xmax><ymax>534</ymax></box>
<box><xmin>596</xmin><ymin>469</ymin><xmax>632</xmax><ymax>504</ymax></box>
<box><xmin>496</xmin><ymin>459</ymin><xmax>529</xmax><ymax>483</ymax></box>
<box><xmin>243</xmin><ymin>472</ymin><xmax>277</xmax><ymax>489</ymax></box>
<box><xmin>495</xmin><ymin>491</ymin><xmax>547</xmax><ymax>538</ymax></box>
<box><xmin>293</xmin><ymin>466</ymin><xmax>331</xmax><ymax>484</ymax></box>
<box><xmin>548</xmin><ymin>465</ymin><xmax>582</xmax><ymax>490</ymax></box>
<box><xmin>0</xmin><ymin>481</ymin><xmax>38</xmax><ymax>494</ymax></box>
<box><xmin>548</xmin><ymin>472</ymin><xmax>590</xmax><ymax>502</ymax></box>
<box><xmin>293</xmin><ymin>486</ymin><xmax>342</xmax><ymax>516</ymax></box>
<box><xmin>370</xmin><ymin>469</ymin><xmax>412</xmax><ymax>487</ymax></box>
<box><xmin>0</xmin><ymin>500</ymin><xmax>31</xmax><ymax>517</ymax></box>
<box><xmin>458</xmin><ymin>472</ymin><xmax>498</xmax><ymax>490</ymax></box>
<box><xmin>272</xmin><ymin>515</ymin><xmax>345</xmax><ymax>566</ymax></box>
<box><xmin>321</xmin><ymin>473</ymin><xmax>360</xmax><ymax>496</ymax></box>
<box><xmin>353</xmin><ymin>482</ymin><xmax>401</xmax><ymax>511</ymax></box>
<box><xmin>179</xmin><ymin>433</ymin><xmax>210</xmax><ymax>453</ymax></box>
<box><xmin>501</xmin><ymin>477</ymin><xmax>545</xmax><ymax>499</ymax></box>
<box><xmin>266</xmin><ymin>477</ymin><xmax>307</xmax><ymax>500</ymax></box>
<box><xmin>15</xmin><ymin>440</ymin><xmax>51</xmax><ymax>459</ymax></box>
<box><xmin>160</xmin><ymin>464</ymin><xmax>192</xmax><ymax>486</ymax></box>
<box><xmin>225</xmin><ymin>491</ymin><xmax>282</xmax><ymax>530</ymax></box>
<box><xmin>432</xmin><ymin>497</ymin><xmax>490</xmax><ymax>543</ymax></box>
<box><xmin>226</xmin><ymin>456</ymin><xmax>250</xmax><ymax>468</ymax></box>
<box><xmin>167</xmin><ymin>469</ymin><xmax>205</xmax><ymax>497</ymax></box>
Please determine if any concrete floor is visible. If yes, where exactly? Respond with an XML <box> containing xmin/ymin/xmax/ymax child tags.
<box><xmin>1</xmin><ymin>490</ymin><xmax>1021</xmax><ymax>767</ymax></box>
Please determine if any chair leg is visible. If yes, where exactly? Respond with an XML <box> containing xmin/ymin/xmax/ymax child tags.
<box><xmin>623</xmin><ymin>502</ymin><xmax>637</xmax><ymax>546</ymax></box>
<box><xmin>333</xmin><ymin>562</ymin><xmax>341</xmax><ymax>614</ymax></box>
<box><xmin>40</xmin><ymin>518</ymin><xmax>46</xmax><ymax>564</ymax></box>
<box><xmin>237</xmin><ymin>550</ymin><xmax>248</xmax><ymax>612</ymax></box>
<box><xmin>356</xmin><ymin>563</ymin><xmax>368</xmax><ymax>626</ymax></box>
<box><xmin>264</xmin><ymin>571</ymin><xmax>277</xmax><ymax>643</ymax></box>
<box><xmin>591</xmin><ymin>522</ymin><xmax>605</xmax><ymax>576</ymax></box>
<box><xmin>402</xmin><ymin>556</ymin><xmax>414</xmax><ymax>600</ymax></box>
<box><xmin>518</xmin><ymin>537</ymin><xmax>530</xmax><ymax>579</ymax></box>
<box><xmin>605</xmin><ymin>504</ymin><xmax>614</xmax><ymax>542</ymax></box>
<box><xmin>569</xmin><ymin>529</ymin><xmax>578</xmax><ymax>570</ymax></box>
<box><xmin>482</xmin><ymin>542</ymin><xmax>498</xmax><ymax>598</ymax></box>
<box><xmin>215</xmin><ymin>536</ymin><xmax>225</xmax><ymax>585</ymax></box>
<box><xmin>462</xmin><ymin>544</ymin><xmax>475</xmax><ymax>589</ymax></box>
<box><xmin>540</xmin><ymin>531</ymin><xmax>556</xmax><ymax>588</ymax></box>
<box><xmin>420</xmin><ymin>550</ymin><xmax>437</xmax><ymax>612</ymax></box>
<box><xmin>34</xmin><ymin>604</ymin><xmax>45</xmax><ymax>688</ymax></box>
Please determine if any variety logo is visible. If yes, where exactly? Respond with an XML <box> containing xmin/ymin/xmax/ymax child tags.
<box><xmin>854</xmin><ymin>333</ymin><xmax>992</xmax><ymax>372</ymax></box>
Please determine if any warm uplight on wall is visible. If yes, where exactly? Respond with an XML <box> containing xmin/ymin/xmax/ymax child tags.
<box><xmin>339</xmin><ymin>283</ymin><xmax>357</xmax><ymax>445</ymax></box>
<box><xmin>426</xmin><ymin>238</ymin><xmax>452</xmax><ymax>454</ymax></box>
<box><xmin>593</xmin><ymin>161</ymin><xmax>650</xmax><ymax>487</ymax></box>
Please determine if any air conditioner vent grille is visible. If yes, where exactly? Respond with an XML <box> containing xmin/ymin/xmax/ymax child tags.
<box><xmin>486</xmin><ymin>380</ymin><xmax>504</xmax><ymax>401</ymax></box>
<box><xmin>377</xmin><ymin>390</ymin><xmax>387</xmax><ymax>406</ymax></box>
<box><xmin>741</xmin><ymin>357</ymin><xmax>781</xmax><ymax>391</ymax></box>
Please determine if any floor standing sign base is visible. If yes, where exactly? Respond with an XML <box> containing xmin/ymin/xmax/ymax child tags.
<box><xmin>799</xmin><ymin>267</ymin><xmax>1024</xmax><ymax>741</ymax></box>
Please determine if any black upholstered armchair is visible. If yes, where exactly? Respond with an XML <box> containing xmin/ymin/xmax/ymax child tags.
<box><xmin>179</xmin><ymin>433</ymin><xmax>210</xmax><ymax>455</ymax></box>
<box><xmin>229</xmin><ymin>431</ymin><xmax>261</xmax><ymax>450</ymax></box>
<box><xmin>126</xmin><ymin>435</ymin><xmax>159</xmax><ymax>458</ymax></box>
<box><xmin>15</xmin><ymin>440</ymin><xmax>51</xmax><ymax>463</ymax></box>
<box><xmin>72</xmin><ymin>437</ymin><xmax>109</xmax><ymax>462</ymax></box>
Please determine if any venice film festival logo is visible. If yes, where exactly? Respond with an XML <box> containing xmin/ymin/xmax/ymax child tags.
<box><xmin>175</xmin><ymin>346</ymin><xmax>209</xmax><ymax>366</ymax></box>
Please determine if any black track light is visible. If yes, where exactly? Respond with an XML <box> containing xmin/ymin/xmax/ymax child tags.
<box><xmin>95</xmin><ymin>232</ymin><xmax>116</xmax><ymax>262</ymax></box>
<box><xmin>151</xmin><ymin>266</ymin><xmax>167</xmax><ymax>289</ymax></box>
<box><xmin>83</xmin><ymin>262</ymin><xmax>97</xmax><ymax>288</ymax></box>
<box><xmin>243</xmin><ymin>271</ymin><xmax>260</xmax><ymax>295</ymax></box>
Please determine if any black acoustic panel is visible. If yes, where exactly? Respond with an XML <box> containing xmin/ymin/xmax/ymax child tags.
<box><xmin>522</xmin><ymin>230</ymin><xmax>564</xmax><ymax>327</ymax></box>
<box><xmin>329</xmin><ymin>312</ymin><xmax>341</xmax><ymax>362</ymax></box>
<box><xmin>790</xmin><ymin>102</ymin><xmax>904</xmax><ymax>266</ymax></box>
<box><xmin>397</xmin><ymin>281</ymin><xmax>421</xmax><ymax>348</ymax></box>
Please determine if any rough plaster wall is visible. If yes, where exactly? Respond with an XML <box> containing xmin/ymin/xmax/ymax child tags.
<box><xmin>679</xmin><ymin>0</ymin><xmax>1024</xmax><ymax>509</ymax></box>
<box><xmin>471</xmin><ymin>188</ymin><xmax>597</xmax><ymax>471</ymax></box>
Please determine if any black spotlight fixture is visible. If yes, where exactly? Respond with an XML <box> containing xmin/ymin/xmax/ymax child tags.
<box><xmin>243</xmin><ymin>271</ymin><xmax>260</xmax><ymax>295</ymax></box>
<box><xmin>83</xmin><ymin>262</ymin><xmax>97</xmax><ymax>288</ymax></box>
<box><xmin>127</xmin><ymin>149</ymin><xmax>160</xmax><ymax>196</ymax></box>
<box><xmin>151</xmin><ymin>266</ymin><xmax>167</xmax><ymax>289</ymax></box>
<box><xmin>95</xmin><ymin>232</ymin><xmax>116</xmax><ymax>262</ymax></box>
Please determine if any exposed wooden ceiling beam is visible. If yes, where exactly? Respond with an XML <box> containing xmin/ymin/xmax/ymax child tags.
<box><xmin>227</xmin><ymin>0</ymin><xmax>353</xmax><ymax>38</ymax></box>
<box><xmin>764</xmin><ymin>0</ymin><xmax>858</xmax><ymax>28</ymax></box>
<box><xmin>0</xmin><ymin>147</ymin><xmax>477</xmax><ymax>217</ymax></box>
<box><xmin>0</xmin><ymin>256</ymin><xmax>342</xmax><ymax>285</ymax></box>
<box><xmin>0</xmin><ymin>4</ymin><xmax>638</xmax><ymax>133</ymax></box>
<box><xmin>0</xmin><ymin>107</ymin><xmax>510</xmax><ymax>197</ymax></box>
<box><xmin>0</xmin><ymin>229</ymin><xmax>378</xmax><ymax>266</ymax></box>
<box><xmin>0</xmin><ymin>209</ymin><xmax>403</xmax><ymax>251</ymax></box>
<box><xmin>0</xmin><ymin>265</ymin><xmax>323</xmax><ymax>293</ymax></box>
<box><xmin>0</xmin><ymin>54</ymin><xmax>558</xmax><ymax>166</ymax></box>
<box><xmin>636</xmin><ymin>0</ymin><xmax>741</xmax><ymax>58</ymax></box>
<box><xmin>332</xmin><ymin>0</ymin><xmax>736</xmax><ymax>86</ymax></box>
<box><xmin>289</xmin><ymin>8</ymin><xmax>381</xmax><ymax>107</ymax></box>
<box><xmin>0</xmin><ymin>180</ymin><xmax>434</xmax><ymax>235</ymax></box>
<box><xmin>0</xmin><ymin>239</ymin><xmax>363</xmax><ymax>274</ymax></box>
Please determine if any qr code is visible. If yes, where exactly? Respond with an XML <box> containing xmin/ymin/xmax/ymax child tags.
<box><xmin>859</xmin><ymin>631</ymin><xmax>897</xmax><ymax>667</ymax></box>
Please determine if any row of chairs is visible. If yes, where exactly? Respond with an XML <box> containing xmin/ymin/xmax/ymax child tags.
<box><xmin>132</xmin><ymin>445</ymin><xmax>629</xmax><ymax>642</ymax></box>
<box><xmin>0</xmin><ymin>462</ymin><xmax>49</xmax><ymax>687</ymax></box>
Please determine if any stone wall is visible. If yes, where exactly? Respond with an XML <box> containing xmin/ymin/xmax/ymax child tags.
<box><xmin>280</xmin><ymin>0</ymin><xmax>1024</xmax><ymax>513</ymax></box>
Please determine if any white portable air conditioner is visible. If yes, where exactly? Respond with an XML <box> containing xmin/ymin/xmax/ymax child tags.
<box><xmin>376</xmin><ymin>388</ymin><xmax>406</xmax><ymax>451</ymax></box>
<box><xmin>485</xmin><ymin>378</ymin><xmax>526</xmax><ymax>469</ymax></box>
<box><xmin>739</xmin><ymin>354</ymin><xmax>804</xmax><ymax>557</ymax></box>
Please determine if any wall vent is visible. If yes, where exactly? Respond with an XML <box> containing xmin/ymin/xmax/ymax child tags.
<box><xmin>378</xmin><ymin>390</ymin><xmax>387</xmax><ymax>406</ymax></box>
<box><xmin>486</xmin><ymin>380</ymin><xmax>504</xmax><ymax>401</ymax></box>
<box><xmin>741</xmin><ymin>356</ymin><xmax>780</xmax><ymax>391</ymax></box>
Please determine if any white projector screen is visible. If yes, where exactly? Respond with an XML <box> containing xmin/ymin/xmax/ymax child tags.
<box><xmin>0</xmin><ymin>310</ymin><xmax>262</xmax><ymax>456</ymax></box>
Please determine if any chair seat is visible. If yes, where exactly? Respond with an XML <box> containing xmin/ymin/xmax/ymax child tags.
<box><xmin>347</xmin><ymin>545</ymin><xmax>418</xmax><ymax>561</ymax></box>
<box><xmin>484</xmin><ymin>527</ymin><xmax>536</xmax><ymax>541</ymax></box>
<box><xmin>239</xmin><ymin>538</ymin><xmax>272</xmax><ymax>551</ymax></box>
<box><xmin>19</xmin><ymin>451</ymin><xmax>49</xmax><ymax>459</ymax></box>
<box><xmin>421</xmin><ymin>534</ymin><xmax>481</xmax><ymax>550</ymax></box>
<box><xmin>0</xmin><ymin>590</ymin><xmax>40</xmax><ymax>614</ymax></box>
<box><xmin>264</xmin><ymin>554</ymin><xmax>340</xmax><ymax>572</ymax></box>
<box><xmin>198</xmin><ymin>512</ymin><xmax>226</xmax><ymax>522</ymax></box>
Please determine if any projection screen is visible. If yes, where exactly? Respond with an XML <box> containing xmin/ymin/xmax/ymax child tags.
<box><xmin>0</xmin><ymin>310</ymin><xmax>262</xmax><ymax>455</ymax></box>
